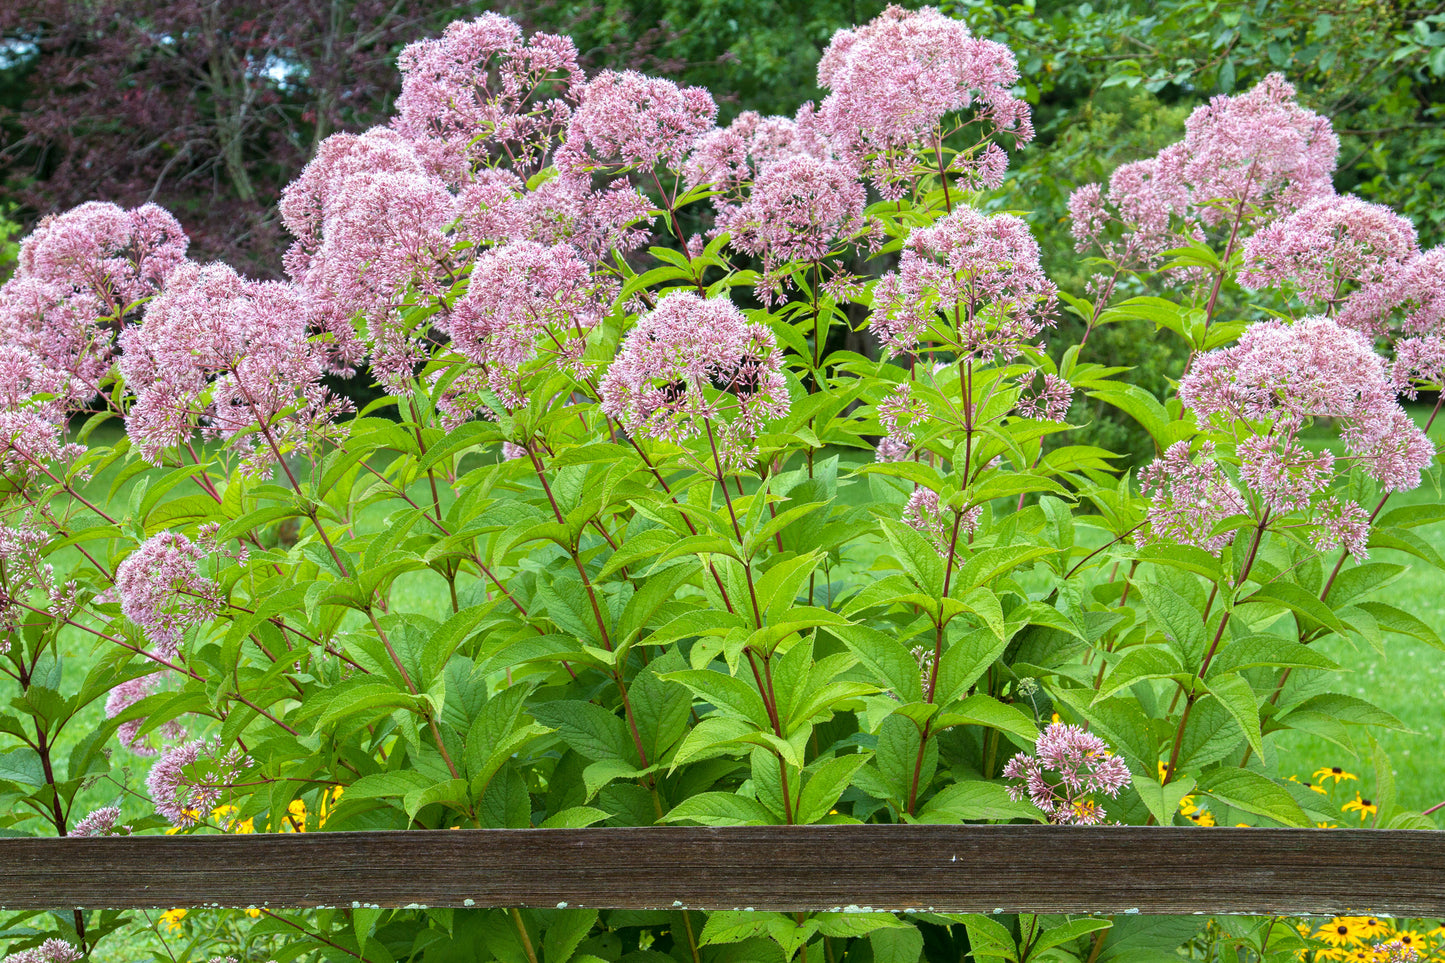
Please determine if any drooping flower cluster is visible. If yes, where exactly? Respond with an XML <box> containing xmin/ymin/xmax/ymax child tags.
<box><xmin>815</xmin><ymin>5</ymin><xmax>1032</xmax><ymax>198</ymax></box>
<box><xmin>392</xmin><ymin>13</ymin><xmax>582</xmax><ymax>184</ymax></box>
<box><xmin>1240</xmin><ymin>195</ymin><xmax>1419</xmax><ymax>309</ymax></box>
<box><xmin>1067</xmin><ymin>158</ymin><xmax>1199</xmax><ymax>276</ymax></box>
<box><xmin>0</xmin><ymin>345</ymin><xmax>88</xmax><ymax>480</ymax></box>
<box><xmin>113</xmin><ymin>532</ymin><xmax>222</xmax><ymax>659</ymax></box>
<box><xmin>104</xmin><ymin>674</ymin><xmax>187</xmax><ymax>755</ymax></box>
<box><xmin>1138</xmin><ymin>442</ymin><xmax>1249</xmax><ymax>555</ymax></box>
<box><xmin>600</xmin><ymin>293</ymin><xmax>789</xmax><ymax>471</ymax></box>
<box><xmin>870</xmin><ymin>206</ymin><xmax>1057</xmax><ymax>357</ymax></box>
<box><xmin>436</xmin><ymin>241</ymin><xmax>616</xmax><ymax>425</ymax></box>
<box><xmin>902</xmin><ymin>486</ymin><xmax>981</xmax><ymax>551</ymax></box>
<box><xmin>146</xmin><ymin>737</ymin><xmax>251</xmax><ymax>828</ymax></box>
<box><xmin>118</xmin><ymin>262</ymin><xmax>350</xmax><ymax>469</ymax></box>
<box><xmin>1003</xmin><ymin>722</ymin><xmax>1132</xmax><ymax>825</ymax></box>
<box><xmin>1338</xmin><ymin>247</ymin><xmax>1445</xmax><ymax>340</ymax></box>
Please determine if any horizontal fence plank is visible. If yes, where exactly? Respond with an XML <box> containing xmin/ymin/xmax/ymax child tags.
<box><xmin>2</xmin><ymin>826</ymin><xmax>1441</xmax><ymax>915</ymax></box>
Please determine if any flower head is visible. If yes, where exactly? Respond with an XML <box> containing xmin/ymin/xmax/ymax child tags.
<box><xmin>1241</xmin><ymin>195</ymin><xmax>1418</xmax><ymax>307</ymax></box>
<box><xmin>5</xmin><ymin>939</ymin><xmax>83</xmax><ymax>963</ymax></box>
<box><xmin>600</xmin><ymin>292</ymin><xmax>789</xmax><ymax>470</ymax></box>
<box><xmin>437</xmin><ymin>241</ymin><xmax>615</xmax><ymax>419</ymax></box>
<box><xmin>119</xmin><ymin>262</ymin><xmax>349</xmax><ymax>469</ymax></box>
<box><xmin>815</xmin><ymin>5</ymin><xmax>1031</xmax><ymax>197</ymax></box>
<box><xmin>1168</xmin><ymin>73</ymin><xmax>1337</xmax><ymax>223</ymax></box>
<box><xmin>72</xmin><ymin>805</ymin><xmax>130</xmax><ymax>837</ymax></box>
<box><xmin>560</xmin><ymin>69</ymin><xmax>716</xmax><ymax>175</ymax></box>
<box><xmin>393</xmin><ymin>14</ymin><xmax>582</xmax><ymax>184</ymax></box>
<box><xmin>1338</xmin><ymin>247</ymin><xmax>1445</xmax><ymax>339</ymax></box>
<box><xmin>114</xmin><ymin>532</ymin><xmax>221</xmax><ymax>659</ymax></box>
<box><xmin>146</xmin><ymin>737</ymin><xmax>250</xmax><ymax>829</ymax></box>
<box><xmin>870</xmin><ymin>206</ymin><xmax>1056</xmax><ymax>356</ymax></box>
<box><xmin>1003</xmin><ymin>722</ymin><xmax>1131</xmax><ymax>825</ymax></box>
<box><xmin>1139</xmin><ymin>441</ymin><xmax>1248</xmax><ymax>555</ymax></box>
<box><xmin>721</xmin><ymin>155</ymin><xmax>864</xmax><ymax>273</ymax></box>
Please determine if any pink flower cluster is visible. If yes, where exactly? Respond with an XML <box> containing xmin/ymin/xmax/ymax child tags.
<box><xmin>1139</xmin><ymin>441</ymin><xmax>1248</xmax><ymax>555</ymax></box>
<box><xmin>1071</xmin><ymin>74</ymin><xmax>1337</xmax><ymax>281</ymax></box>
<box><xmin>112</xmin><ymin>532</ymin><xmax>221</xmax><ymax>659</ymax></box>
<box><xmin>436</xmin><ymin>241</ymin><xmax>615</xmax><ymax>424</ymax></box>
<box><xmin>559</xmin><ymin>69</ymin><xmax>716</xmax><ymax>175</ymax></box>
<box><xmin>1338</xmin><ymin>247</ymin><xmax>1445</xmax><ymax>340</ymax></box>
<box><xmin>870</xmin><ymin>206</ymin><xmax>1057</xmax><ymax>357</ymax></box>
<box><xmin>104</xmin><ymin>674</ymin><xmax>187</xmax><ymax>755</ymax></box>
<box><xmin>1003</xmin><ymin>722</ymin><xmax>1131</xmax><ymax>825</ymax></box>
<box><xmin>71</xmin><ymin>805</ymin><xmax>130</xmax><ymax>837</ymax></box>
<box><xmin>0</xmin><ymin>202</ymin><xmax>188</xmax><ymax>401</ymax></box>
<box><xmin>0</xmin><ymin>526</ymin><xmax>73</xmax><ymax>646</ymax></box>
<box><xmin>1157</xmin><ymin>316</ymin><xmax>1436</xmax><ymax>557</ymax></box>
<box><xmin>393</xmin><ymin>13</ymin><xmax>582</xmax><ymax>184</ymax></box>
<box><xmin>5</xmin><ymin>939</ymin><xmax>83</xmax><ymax>963</ymax></box>
<box><xmin>684</xmin><ymin>109</ymin><xmax>830</xmax><ymax>198</ymax></box>
<box><xmin>119</xmin><ymin>262</ymin><xmax>350</xmax><ymax>469</ymax></box>
<box><xmin>146</xmin><ymin>737</ymin><xmax>250</xmax><ymax>828</ymax></box>
<box><xmin>1179</xmin><ymin>317</ymin><xmax>1433</xmax><ymax>493</ymax></box>
<box><xmin>1240</xmin><ymin>195</ymin><xmax>1419</xmax><ymax>308</ymax></box>
<box><xmin>876</xmin><ymin>382</ymin><xmax>929</xmax><ymax>462</ymax></box>
<box><xmin>902</xmin><ymin>487</ymin><xmax>981</xmax><ymax>552</ymax></box>
<box><xmin>600</xmin><ymin>293</ymin><xmax>789</xmax><ymax>471</ymax></box>
<box><xmin>815</xmin><ymin>5</ymin><xmax>1031</xmax><ymax>198</ymax></box>
<box><xmin>0</xmin><ymin>345</ymin><xmax>87</xmax><ymax>480</ymax></box>
<box><xmin>719</xmin><ymin>155</ymin><xmax>865</xmax><ymax>276</ymax></box>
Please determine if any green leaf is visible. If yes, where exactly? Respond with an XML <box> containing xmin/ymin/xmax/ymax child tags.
<box><xmin>1028</xmin><ymin>918</ymin><xmax>1114</xmax><ymax>960</ymax></box>
<box><xmin>1197</xmin><ymin>769</ymin><xmax>1310</xmax><ymax>827</ymax></box>
<box><xmin>1206</xmin><ymin>636</ymin><xmax>1340</xmax><ymax>676</ymax></box>
<box><xmin>957</xmin><ymin>914</ymin><xmax>1019</xmax><ymax>962</ymax></box>
<box><xmin>662</xmin><ymin>669</ymin><xmax>772</xmax><ymax>731</ymax></box>
<box><xmin>1203</xmin><ymin>672</ymin><xmax>1265</xmax><ymax>762</ymax></box>
<box><xmin>529</xmin><ymin>701</ymin><xmax>635</xmax><ymax>763</ymax></box>
<box><xmin>795</xmin><ymin>753</ymin><xmax>871</xmax><ymax>824</ymax></box>
<box><xmin>542</xmin><ymin>908</ymin><xmax>598</xmax><ymax>963</ymax></box>
<box><xmin>1093</xmin><ymin>646</ymin><xmax>1184</xmax><ymax>703</ymax></box>
<box><xmin>1130</xmin><ymin>773</ymin><xmax>1197</xmax><ymax>827</ymax></box>
<box><xmin>918</xmin><ymin>780</ymin><xmax>1046</xmax><ymax>823</ymax></box>
<box><xmin>662</xmin><ymin>792</ymin><xmax>778</xmax><ymax>826</ymax></box>
<box><xmin>935</xmin><ymin>694</ymin><xmax>1039</xmax><ymax>744</ymax></box>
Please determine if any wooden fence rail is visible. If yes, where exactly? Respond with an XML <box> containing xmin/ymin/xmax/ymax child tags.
<box><xmin>2</xmin><ymin>827</ymin><xmax>1442</xmax><ymax>916</ymax></box>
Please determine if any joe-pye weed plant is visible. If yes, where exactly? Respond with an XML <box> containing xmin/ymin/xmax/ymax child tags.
<box><xmin>0</xmin><ymin>7</ymin><xmax>1442</xmax><ymax>963</ymax></box>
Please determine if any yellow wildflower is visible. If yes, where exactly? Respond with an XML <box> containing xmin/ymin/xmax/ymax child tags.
<box><xmin>1389</xmin><ymin>931</ymin><xmax>1425</xmax><ymax>952</ymax></box>
<box><xmin>1317</xmin><ymin>821</ymin><xmax>1339</xmax><ymax>828</ymax></box>
<box><xmin>159</xmin><ymin>908</ymin><xmax>187</xmax><ymax>934</ymax></box>
<box><xmin>1318</xmin><ymin>919</ymin><xmax>1367</xmax><ymax>947</ymax></box>
<box><xmin>1341</xmin><ymin>793</ymin><xmax>1378</xmax><ymax>822</ymax></box>
<box><xmin>284</xmin><ymin>798</ymin><xmax>308</xmax><ymax>832</ymax></box>
<box><xmin>1314</xmin><ymin>766</ymin><xmax>1359</xmax><ymax>786</ymax></box>
<box><xmin>1315</xmin><ymin>948</ymin><xmax>1348</xmax><ymax>962</ymax></box>
<box><xmin>1187</xmin><ymin>809</ymin><xmax>1216</xmax><ymax>826</ymax></box>
<box><xmin>245</xmin><ymin>908</ymin><xmax>261</xmax><ymax>919</ymax></box>
<box><xmin>1355</xmin><ymin>919</ymin><xmax>1390</xmax><ymax>940</ymax></box>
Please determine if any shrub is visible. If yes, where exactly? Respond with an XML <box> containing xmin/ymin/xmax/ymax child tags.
<box><xmin>0</xmin><ymin>6</ymin><xmax>1441</xmax><ymax>963</ymax></box>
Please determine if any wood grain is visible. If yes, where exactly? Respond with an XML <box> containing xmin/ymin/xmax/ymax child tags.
<box><xmin>2</xmin><ymin>826</ymin><xmax>1440</xmax><ymax>914</ymax></box>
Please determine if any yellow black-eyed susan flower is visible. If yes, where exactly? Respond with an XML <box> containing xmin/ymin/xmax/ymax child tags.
<box><xmin>1342</xmin><ymin>793</ymin><xmax>1378</xmax><ymax>822</ymax></box>
<box><xmin>1355</xmin><ymin>919</ymin><xmax>1390</xmax><ymax>940</ymax></box>
<box><xmin>1318</xmin><ymin>919</ymin><xmax>1367</xmax><ymax>947</ymax></box>
<box><xmin>159</xmin><ymin>908</ymin><xmax>187</xmax><ymax>933</ymax></box>
<box><xmin>1314</xmin><ymin>766</ymin><xmax>1359</xmax><ymax>786</ymax></box>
